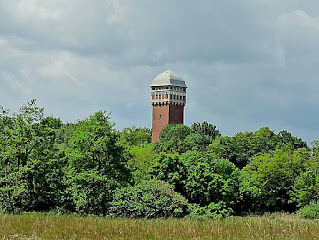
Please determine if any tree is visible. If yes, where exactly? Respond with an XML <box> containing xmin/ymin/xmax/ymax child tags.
<box><xmin>148</xmin><ymin>151</ymin><xmax>240</xmax><ymax>214</ymax></box>
<box><xmin>127</xmin><ymin>143</ymin><xmax>158</xmax><ymax>183</ymax></box>
<box><xmin>191</xmin><ymin>121</ymin><xmax>221</xmax><ymax>140</ymax></box>
<box><xmin>184</xmin><ymin>133</ymin><xmax>214</xmax><ymax>152</ymax></box>
<box><xmin>148</xmin><ymin>153</ymin><xmax>187</xmax><ymax>194</ymax></box>
<box><xmin>278</xmin><ymin>130</ymin><xmax>307</xmax><ymax>149</ymax></box>
<box><xmin>17</xmin><ymin>99</ymin><xmax>44</xmax><ymax>124</ymax></box>
<box><xmin>119</xmin><ymin>126</ymin><xmax>151</xmax><ymax>147</ymax></box>
<box><xmin>239</xmin><ymin>146</ymin><xmax>311</xmax><ymax>213</ymax></box>
<box><xmin>65</xmin><ymin>111</ymin><xmax>131</xmax><ymax>215</ymax></box>
<box><xmin>155</xmin><ymin>124</ymin><xmax>192</xmax><ymax>154</ymax></box>
<box><xmin>291</xmin><ymin>167</ymin><xmax>319</xmax><ymax>208</ymax></box>
<box><xmin>0</xmin><ymin>106</ymin><xmax>67</xmax><ymax>212</ymax></box>
<box><xmin>181</xmin><ymin>151</ymin><xmax>239</xmax><ymax>208</ymax></box>
<box><xmin>208</xmin><ymin>127</ymin><xmax>306</xmax><ymax>169</ymax></box>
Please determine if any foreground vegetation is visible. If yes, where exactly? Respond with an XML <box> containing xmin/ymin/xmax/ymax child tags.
<box><xmin>1</xmin><ymin>100</ymin><xmax>319</xmax><ymax>219</ymax></box>
<box><xmin>1</xmin><ymin>213</ymin><xmax>318</xmax><ymax>240</ymax></box>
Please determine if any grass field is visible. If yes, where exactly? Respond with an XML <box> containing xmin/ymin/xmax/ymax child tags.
<box><xmin>1</xmin><ymin>213</ymin><xmax>318</xmax><ymax>239</ymax></box>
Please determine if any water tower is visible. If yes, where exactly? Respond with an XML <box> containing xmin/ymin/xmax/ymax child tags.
<box><xmin>150</xmin><ymin>70</ymin><xmax>187</xmax><ymax>142</ymax></box>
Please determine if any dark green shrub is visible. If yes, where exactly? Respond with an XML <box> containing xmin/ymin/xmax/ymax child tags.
<box><xmin>298</xmin><ymin>202</ymin><xmax>319</xmax><ymax>219</ymax></box>
<box><xmin>187</xmin><ymin>202</ymin><xmax>233</xmax><ymax>219</ymax></box>
<box><xmin>109</xmin><ymin>180</ymin><xmax>189</xmax><ymax>218</ymax></box>
<box><xmin>181</xmin><ymin>151</ymin><xmax>239</xmax><ymax>208</ymax></box>
<box><xmin>291</xmin><ymin>168</ymin><xmax>319</xmax><ymax>208</ymax></box>
<box><xmin>149</xmin><ymin>151</ymin><xmax>240</xmax><ymax>212</ymax></box>
<box><xmin>239</xmin><ymin>147</ymin><xmax>311</xmax><ymax>213</ymax></box>
<box><xmin>148</xmin><ymin>153</ymin><xmax>187</xmax><ymax>193</ymax></box>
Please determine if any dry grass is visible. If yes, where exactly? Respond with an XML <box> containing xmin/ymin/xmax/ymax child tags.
<box><xmin>0</xmin><ymin>212</ymin><xmax>319</xmax><ymax>239</ymax></box>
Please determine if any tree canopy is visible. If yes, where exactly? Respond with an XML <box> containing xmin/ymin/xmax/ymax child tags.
<box><xmin>0</xmin><ymin>101</ymin><xmax>317</xmax><ymax>219</ymax></box>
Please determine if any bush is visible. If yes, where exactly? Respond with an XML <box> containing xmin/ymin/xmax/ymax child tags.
<box><xmin>181</xmin><ymin>151</ymin><xmax>240</xmax><ymax>208</ymax></box>
<box><xmin>109</xmin><ymin>180</ymin><xmax>189</xmax><ymax>218</ymax></box>
<box><xmin>239</xmin><ymin>147</ymin><xmax>311</xmax><ymax>213</ymax></box>
<box><xmin>187</xmin><ymin>202</ymin><xmax>233</xmax><ymax>219</ymax></box>
<box><xmin>148</xmin><ymin>151</ymin><xmax>240</xmax><ymax>212</ymax></box>
<box><xmin>291</xmin><ymin>168</ymin><xmax>319</xmax><ymax>208</ymax></box>
<box><xmin>297</xmin><ymin>202</ymin><xmax>319</xmax><ymax>219</ymax></box>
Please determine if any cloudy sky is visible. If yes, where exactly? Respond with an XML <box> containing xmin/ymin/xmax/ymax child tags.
<box><xmin>1</xmin><ymin>0</ymin><xmax>319</xmax><ymax>143</ymax></box>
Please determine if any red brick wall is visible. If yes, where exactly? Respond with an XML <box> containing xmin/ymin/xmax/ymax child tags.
<box><xmin>152</xmin><ymin>104</ymin><xmax>184</xmax><ymax>142</ymax></box>
<box><xmin>169</xmin><ymin>104</ymin><xmax>184</xmax><ymax>124</ymax></box>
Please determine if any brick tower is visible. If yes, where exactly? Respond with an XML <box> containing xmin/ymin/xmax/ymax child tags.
<box><xmin>151</xmin><ymin>70</ymin><xmax>187</xmax><ymax>142</ymax></box>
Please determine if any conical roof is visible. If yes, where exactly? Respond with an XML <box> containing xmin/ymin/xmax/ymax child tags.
<box><xmin>151</xmin><ymin>70</ymin><xmax>187</xmax><ymax>87</ymax></box>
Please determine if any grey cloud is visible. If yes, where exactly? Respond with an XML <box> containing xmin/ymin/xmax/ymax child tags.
<box><xmin>0</xmin><ymin>0</ymin><xmax>319</xmax><ymax>143</ymax></box>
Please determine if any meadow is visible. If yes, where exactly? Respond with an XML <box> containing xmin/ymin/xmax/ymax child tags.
<box><xmin>1</xmin><ymin>213</ymin><xmax>319</xmax><ymax>240</ymax></box>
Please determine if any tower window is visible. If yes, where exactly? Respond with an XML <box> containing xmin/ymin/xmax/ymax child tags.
<box><xmin>159</xmin><ymin>115</ymin><xmax>162</xmax><ymax>120</ymax></box>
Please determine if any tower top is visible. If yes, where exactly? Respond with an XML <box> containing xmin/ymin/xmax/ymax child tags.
<box><xmin>151</xmin><ymin>70</ymin><xmax>187</xmax><ymax>88</ymax></box>
<box><xmin>150</xmin><ymin>70</ymin><xmax>187</xmax><ymax>106</ymax></box>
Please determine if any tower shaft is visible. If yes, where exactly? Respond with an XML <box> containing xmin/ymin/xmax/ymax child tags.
<box><xmin>152</xmin><ymin>104</ymin><xmax>184</xmax><ymax>142</ymax></box>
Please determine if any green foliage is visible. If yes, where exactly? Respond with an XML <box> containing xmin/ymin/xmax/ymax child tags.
<box><xmin>0</xmin><ymin>115</ymin><xmax>67</xmax><ymax>213</ymax></box>
<box><xmin>184</xmin><ymin>133</ymin><xmax>214</xmax><ymax>152</ymax></box>
<box><xmin>148</xmin><ymin>153</ymin><xmax>187</xmax><ymax>193</ymax></box>
<box><xmin>66</xmin><ymin>111</ymin><xmax>128</xmax><ymax>179</ymax></box>
<box><xmin>65</xmin><ymin>111</ymin><xmax>131</xmax><ymax>215</ymax></box>
<box><xmin>291</xmin><ymin>168</ymin><xmax>319</xmax><ymax>208</ymax></box>
<box><xmin>239</xmin><ymin>147</ymin><xmax>311</xmax><ymax>212</ymax></box>
<box><xmin>180</xmin><ymin>151</ymin><xmax>239</xmax><ymax>208</ymax></box>
<box><xmin>156</xmin><ymin>122</ymin><xmax>221</xmax><ymax>153</ymax></box>
<box><xmin>17</xmin><ymin>99</ymin><xmax>44</xmax><ymax>124</ymax></box>
<box><xmin>208</xmin><ymin>127</ymin><xmax>307</xmax><ymax>169</ymax></box>
<box><xmin>109</xmin><ymin>180</ymin><xmax>189</xmax><ymax>218</ymax></box>
<box><xmin>297</xmin><ymin>202</ymin><xmax>319</xmax><ymax>219</ymax></box>
<box><xmin>66</xmin><ymin>170</ymin><xmax>119</xmax><ymax>215</ymax></box>
<box><xmin>127</xmin><ymin>144</ymin><xmax>158</xmax><ymax>182</ymax></box>
<box><xmin>149</xmin><ymin>151</ymin><xmax>239</xmax><ymax>213</ymax></box>
<box><xmin>278</xmin><ymin>130</ymin><xmax>307</xmax><ymax>149</ymax></box>
<box><xmin>0</xmin><ymin>100</ymin><xmax>316</xmax><ymax>218</ymax></box>
<box><xmin>191</xmin><ymin>121</ymin><xmax>221</xmax><ymax>140</ymax></box>
<box><xmin>119</xmin><ymin>126</ymin><xmax>151</xmax><ymax>147</ymax></box>
<box><xmin>311</xmin><ymin>140</ymin><xmax>319</xmax><ymax>162</ymax></box>
<box><xmin>187</xmin><ymin>202</ymin><xmax>233</xmax><ymax>219</ymax></box>
<box><xmin>0</xmin><ymin>104</ymin><xmax>133</xmax><ymax>215</ymax></box>
<box><xmin>155</xmin><ymin>124</ymin><xmax>192</xmax><ymax>153</ymax></box>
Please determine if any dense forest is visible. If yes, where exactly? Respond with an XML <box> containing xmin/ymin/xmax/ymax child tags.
<box><xmin>1</xmin><ymin>100</ymin><xmax>319</xmax><ymax>219</ymax></box>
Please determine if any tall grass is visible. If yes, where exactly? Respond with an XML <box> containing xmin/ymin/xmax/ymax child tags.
<box><xmin>1</xmin><ymin>212</ymin><xmax>318</xmax><ymax>239</ymax></box>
